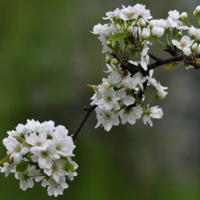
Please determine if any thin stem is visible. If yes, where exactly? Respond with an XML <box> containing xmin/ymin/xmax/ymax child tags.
<box><xmin>72</xmin><ymin>105</ymin><xmax>96</xmax><ymax>142</ymax></box>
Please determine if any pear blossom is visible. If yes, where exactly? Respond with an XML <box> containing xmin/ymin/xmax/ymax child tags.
<box><xmin>103</xmin><ymin>8</ymin><xmax>121</xmax><ymax>21</ymax></box>
<box><xmin>119</xmin><ymin>107</ymin><xmax>142</xmax><ymax>124</ymax></box>
<box><xmin>140</xmin><ymin>46</ymin><xmax>149</xmax><ymax>70</ymax></box>
<box><xmin>15</xmin><ymin>166</ymin><xmax>37</xmax><ymax>191</ymax></box>
<box><xmin>95</xmin><ymin>107</ymin><xmax>119</xmax><ymax>131</ymax></box>
<box><xmin>172</xmin><ymin>35</ymin><xmax>194</xmax><ymax>56</ymax></box>
<box><xmin>116</xmin><ymin>88</ymin><xmax>135</xmax><ymax>106</ymax></box>
<box><xmin>168</xmin><ymin>10</ymin><xmax>180</xmax><ymax>21</ymax></box>
<box><xmin>3</xmin><ymin>137</ymin><xmax>29</xmax><ymax>164</ymax></box>
<box><xmin>31</xmin><ymin>140</ymin><xmax>60</xmax><ymax>169</ymax></box>
<box><xmin>47</xmin><ymin>176</ymin><xmax>69</xmax><ymax>197</ymax></box>
<box><xmin>0</xmin><ymin>119</ymin><xmax>78</xmax><ymax>196</ymax></box>
<box><xmin>142</xmin><ymin>106</ymin><xmax>163</xmax><ymax>126</ymax></box>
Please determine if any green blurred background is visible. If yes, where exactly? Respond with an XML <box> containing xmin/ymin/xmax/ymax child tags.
<box><xmin>1</xmin><ymin>0</ymin><xmax>200</xmax><ymax>199</ymax></box>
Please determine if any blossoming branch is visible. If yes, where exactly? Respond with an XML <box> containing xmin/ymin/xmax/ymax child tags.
<box><xmin>1</xmin><ymin>4</ymin><xmax>200</xmax><ymax>197</ymax></box>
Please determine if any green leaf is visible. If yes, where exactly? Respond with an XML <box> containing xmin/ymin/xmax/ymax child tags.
<box><xmin>65</xmin><ymin>161</ymin><xmax>75</xmax><ymax>172</ymax></box>
<box><xmin>109</xmin><ymin>32</ymin><xmax>127</xmax><ymax>41</ymax></box>
<box><xmin>16</xmin><ymin>161</ymin><xmax>28</xmax><ymax>172</ymax></box>
<box><xmin>196</xmin><ymin>58</ymin><xmax>200</xmax><ymax>64</ymax></box>
<box><xmin>164</xmin><ymin>62</ymin><xmax>179</xmax><ymax>70</ymax></box>
<box><xmin>0</xmin><ymin>154</ymin><xmax>11</xmax><ymax>164</ymax></box>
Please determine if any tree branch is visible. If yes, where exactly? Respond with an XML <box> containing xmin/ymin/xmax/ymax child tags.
<box><xmin>148</xmin><ymin>53</ymin><xmax>200</xmax><ymax>71</ymax></box>
<box><xmin>72</xmin><ymin>105</ymin><xmax>96</xmax><ymax>142</ymax></box>
<box><xmin>72</xmin><ymin>53</ymin><xmax>200</xmax><ymax>142</ymax></box>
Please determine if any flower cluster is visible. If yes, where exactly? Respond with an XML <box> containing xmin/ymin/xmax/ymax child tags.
<box><xmin>90</xmin><ymin>4</ymin><xmax>200</xmax><ymax>131</ymax></box>
<box><xmin>0</xmin><ymin>119</ymin><xmax>78</xmax><ymax>197</ymax></box>
<box><xmin>90</xmin><ymin>60</ymin><xmax>167</xmax><ymax>131</ymax></box>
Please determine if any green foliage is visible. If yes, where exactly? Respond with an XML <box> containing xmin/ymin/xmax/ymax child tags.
<box><xmin>109</xmin><ymin>32</ymin><xmax>127</xmax><ymax>41</ymax></box>
<box><xmin>16</xmin><ymin>161</ymin><xmax>28</xmax><ymax>172</ymax></box>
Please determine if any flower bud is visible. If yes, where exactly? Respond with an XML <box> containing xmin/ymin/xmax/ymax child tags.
<box><xmin>188</xmin><ymin>26</ymin><xmax>200</xmax><ymax>39</ymax></box>
<box><xmin>193</xmin><ymin>10</ymin><xmax>197</xmax><ymax>17</ymax></box>
<box><xmin>112</xmin><ymin>58</ymin><xmax>119</xmax><ymax>66</ymax></box>
<box><xmin>111</xmin><ymin>41</ymin><xmax>118</xmax><ymax>49</ymax></box>
<box><xmin>151</xmin><ymin>26</ymin><xmax>164</xmax><ymax>38</ymax></box>
<box><xmin>127</xmin><ymin>44</ymin><xmax>135</xmax><ymax>51</ymax></box>
<box><xmin>106</xmin><ymin>41</ymin><xmax>112</xmax><ymax>47</ymax></box>
<box><xmin>180</xmin><ymin>12</ymin><xmax>188</xmax><ymax>20</ymax></box>
<box><xmin>196</xmin><ymin>35</ymin><xmax>200</xmax><ymax>43</ymax></box>
<box><xmin>127</xmin><ymin>26</ymin><xmax>134</xmax><ymax>34</ymax></box>
<box><xmin>149</xmin><ymin>20</ymin><xmax>156</xmax><ymax>29</ymax></box>
<box><xmin>191</xmin><ymin>43</ymin><xmax>197</xmax><ymax>52</ymax></box>
<box><xmin>105</xmin><ymin>55</ymin><xmax>111</xmax><ymax>64</ymax></box>
<box><xmin>177</xmin><ymin>31</ymin><xmax>182</xmax><ymax>37</ymax></box>
<box><xmin>156</xmin><ymin>91</ymin><xmax>167</xmax><ymax>100</ymax></box>
<box><xmin>141</xmin><ymin>28</ymin><xmax>150</xmax><ymax>40</ymax></box>
<box><xmin>139</xmin><ymin>18</ymin><xmax>146</xmax><ymax>28</ymax></box>
<box><xmin>195</xmin><ymin>6</ymin><xmax>200</xmax><ymax>14</ymax></box>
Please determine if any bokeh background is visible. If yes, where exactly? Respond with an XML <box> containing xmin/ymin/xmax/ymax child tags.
<box><xmin>1</xmin><ymin>0</ymin><xmax>200</xmax><ymax>199</ymax></box>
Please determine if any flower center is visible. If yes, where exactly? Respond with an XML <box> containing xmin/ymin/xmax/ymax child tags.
<box><xmin>180</xmin><ymin>41</ymin><xmax>187</xmax><ymax>48</ymax></box>
<box><xmin>41</xmin><ymin>150</ymin><xmax>49</xmax><ymax>158</ymax></box>
<box><xmin>104</xmin><ymin>113</ymin><xmax>111</xmax><ymax>120</ymax></box>
<box><xmin>127</xmin><ymin>13</ymin><xmax>134</xmax><ymax>19</ymax></box>
<box><xmin>35</xmin><ymin>140</ymin><xmax>42</xmax><ymax>146</ymax></box>
<box><xmin>15</xmin><ymin>144</ymin><xmax>22</xmax><ymax>153</ymax></box>
<box><xmin>52</xmin><ymin>163</ymin><xmax>59</xmax><ymax>172</ymax></box>
<box><xmin>105</xmin><ymin>96</ymin><xmax>112</xmax><ymax>102</ymax></box>
<box><xmin>56</xmin><ymin>144</ymin><xmax>62</xmax><ymax>151</ymax></box>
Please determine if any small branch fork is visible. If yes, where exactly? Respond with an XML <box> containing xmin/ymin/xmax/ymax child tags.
<box><xmin>72</xmin><ymin>53</ymin><xmax>200</xmax><ymax>142</ymax></box>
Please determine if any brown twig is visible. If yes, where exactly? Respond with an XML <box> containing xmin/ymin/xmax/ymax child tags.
<box><xmin>72</xmin><ymin>105</ymin><xmax>96</xmax><ymax>142</ymax></box>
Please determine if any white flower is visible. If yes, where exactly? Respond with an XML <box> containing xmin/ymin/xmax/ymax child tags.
<box><xmin>3</xmin><ymin>137</ymin><xmax>29</xmax><ymax>164</ymax></box>
<box><xmin>119</xmin><ymin>107</ymin><xmax>142</xmax><ymax>124</ymax></box>
<box><xmin>15</xmin><ymin>166</ymin><xmax>37</xmax><ymax>191</ymax></box>
<box><xmin>119</xmin><ymin>4</ymin><xmax>152</xmax><ymax>21</ymax></box>
<box><xmin>168</xmin><ymin>10</ymin><xmax>180</xmax><ymax>21</ymax></box>
<box><xmin>147</xmin><ymin>77</ymin><xmax>168</xmax><ymax>99</ymax></box>
<box><xmin>116</xmin><ymin>88</ymin><xmax>135</xmax><ymax>106</ymax></box>
<box><xmin>155</xmin><ymin>19</ymin><xmax>170</xmax><ymax>30</ymax></box>
<box><xmin>0</xmin><ymin>163</ymin><xmax>15</xmax><ymax>177</ymax></box>
<box><xmin>47</xmin><ymin>177</ymin><xmax>69</xmax><ymax>197</ymax></box>
<box><xmin>122</xmin><ymin>72</ymin><xmax>146</xmax><ymax>91</ymax></box>
<box><xmin>31</xmin><ymin>140</ymin><xmax>60</xmax><ymax>169</ymax></box>
<box><xmin>26</xmin><ymin>132</ymin><xmax>47</xmax><ymax>147</ymax></box>
<box><xmin>65</xmin><ymin>157</ymin><xmax>78</xmax><ymax>181</ymax></box>
<box><xmin>44</xmin><ymin>160</ymin><xmax>66</xmax><ymax>182</ymax></box>
<box><xmin>142</xmin><ymin>106</ymin><xmax>163</xmax><ymax>126</ymax></box>
<box><xmin>103</xmin><ymin>8</ymin><xmax>121</xmax><ymax>21</ymax></box>
<box><xmin>172</xmin><ymin>36</ymin><xmax>194</xmax><ymax>56</ymax></box>
<box><xmin>52</xmin><ymin>129</ymin><xmax>75</xmax><ymax>157</ymax></box>
<box><xmin>95</xmin><ymin>108</ymin><xmax>119</xmax><ymax>131</ymax></box>
<box><xmin>97</xmin><ymin>88</ymin><xmax>120</xmax><ymax>111</ymax></box>
<box><xmin>91</xmin><ymin>23</ymin><xmax>113</xmax><ymax>38</ymax></box>
<box><xmin>140</xmin><ymin>46</ymin><xmax>149</xmax><ymax>71</ymax></box>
